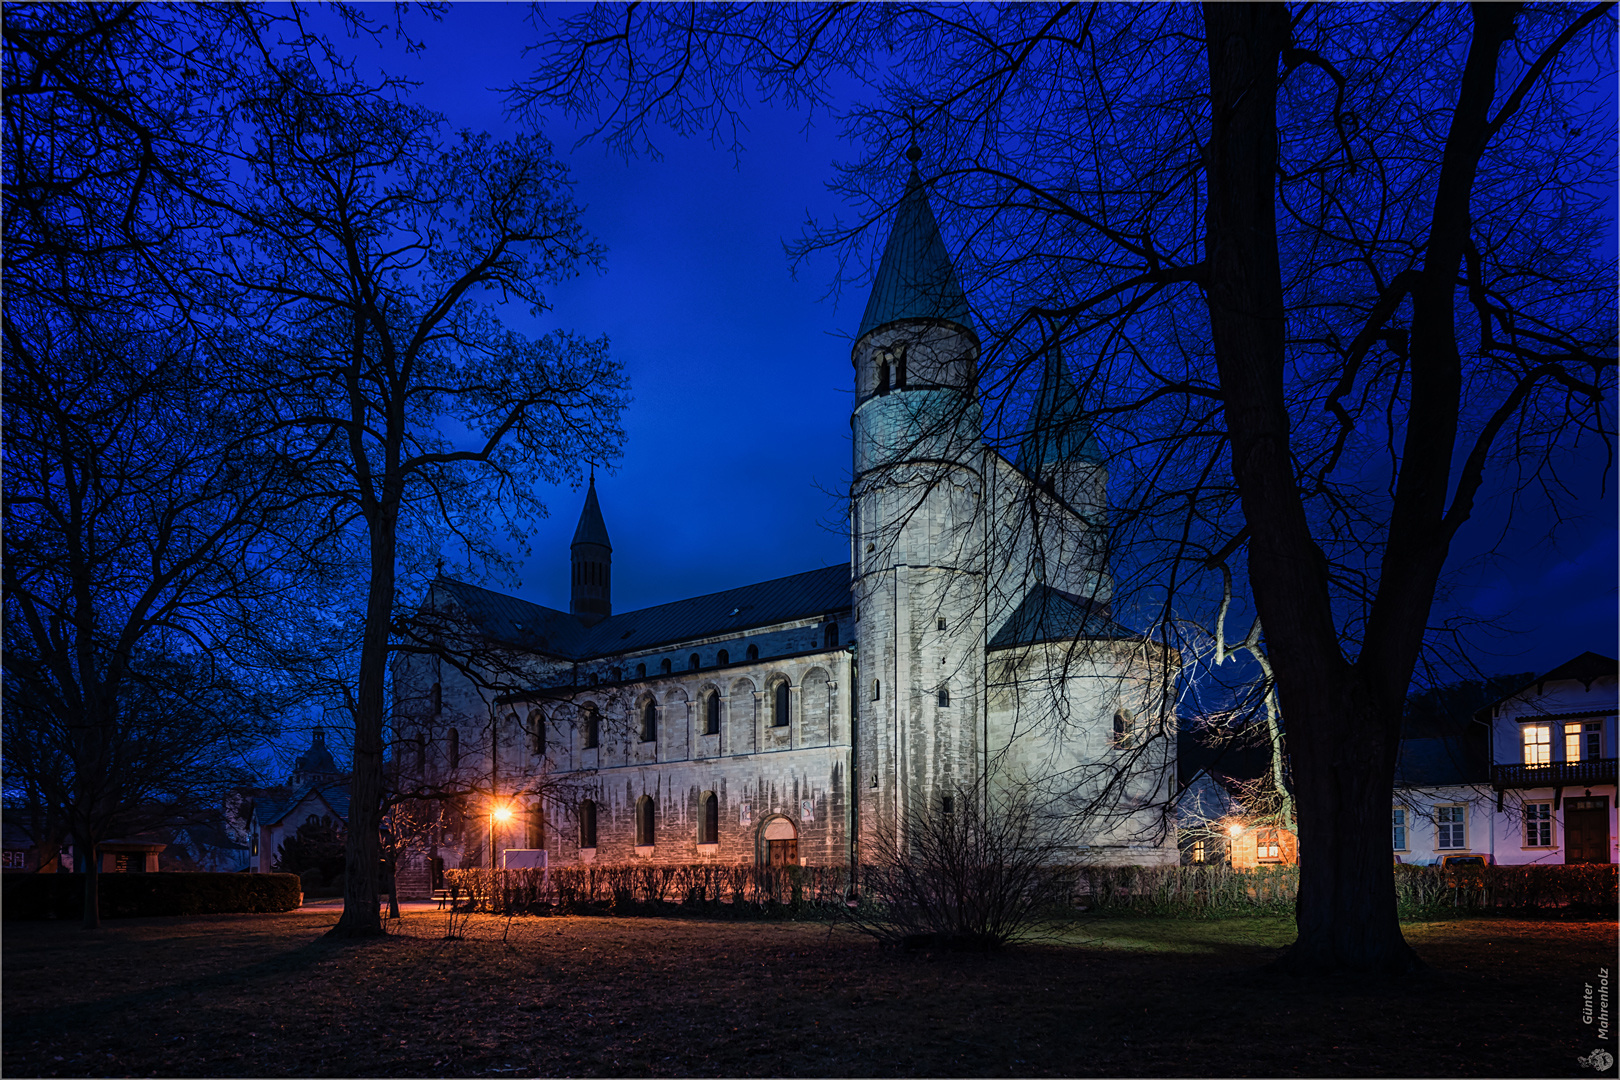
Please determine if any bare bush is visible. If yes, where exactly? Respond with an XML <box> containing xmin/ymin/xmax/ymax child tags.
<box><xmin>847</xmin><ymin>783</ymin><xmax>1078</xmax><ymax>950</ymax></box>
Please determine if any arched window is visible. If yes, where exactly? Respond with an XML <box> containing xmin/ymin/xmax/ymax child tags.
<box><xmin>635</xmin><ymin>795</ymin><xmax>655</xmax><ymax>846</ymax></box>
<box><xmin>704</xmin><ymin>690</ymin><xmax>720</xmax><ymax>736</ymax></box>
<box><xmin>582</xmin><ymin>705</ymin><xmax>600</xmax><ymax>749</ymax></box>
<box><xmin>430</xmin><ymin>682</ymin><xmax>442</xmax><ymax>715</ymax></box>
<box><xmin>746</xmin><ymin>644</ymin><xmax>759</xmax><ymax>662</ymax></box>
<box><xmin>526</xmin><ymin>805</ymin><xmax>545</xmax><ymax>849</ymax></box>
<box><xmin>579</xmin><ymin>800</ymin><xmax>597</xmax><ymax>849</ymax></box>
<box><xmin>717</xmin><ymin>649</ymin><xmax>729</xmax><ymax>665</ymax></box>
<box><xmin>413</xmin><ymin>732</ymin><xmax>426</xmax><ymax>775</ymax></box>
<box><xmin>689</xmin><ymin>653</ymin><xmax>700</xmax><ymax>670</ymax></box>
<box><xmin>660</xmin><ymin>658</ymin><xmax>672</xmax><ymax>675</ymax></box>
<box><xmin>877</xmin><ymin>358</ymin><xmax>890</xmax><ymax>395</ymax></box>
<box><xmin>895</xmin><ymin>347</ymin><xmax>908</xmax><ymax>388</ymax></box>
<box><xmin>528</xmin><ymin>709</ymin><xmax>546</xmax><ymax>756</ymax></box>
<box><xmin>610</xmin><ymin>667</ymin><xmax>622</xmax><ymax>681</ymax></box>
<box><xmin>698</xmin><ymin>791</ymin><xmax>719</xmax><ymax>845</ymax></box>
<box><xmin>447</xmin><ymin>727</ymin><xmax>460</xmax><ymax>769</ymax></box>
<box><xmin>823</xmin><ymin>622</ymin><xmax>839</xmax><ymax>649</ymax></box>
<box><xmin>640</xmin><ymin>699</ymin><xmax>658</xmax><ymax>743</ymax></box>
<box><xmin>1113</xmin><ymin>709</ymin><xmax>1134</xmax><ymax>746</ymax></box>
<box><xmin>872</xmin><ymin>679</ymin><xmax>881</xmax><ymax>701</ymax></box>
<box><xmin>773</xmin><ymin>681</ymin><xmax>790</xmax><ymax>728</ymax></box>
<box><xmin>938</xmin><ymin>687</ymin><xmax>951</xmax><ymax>707</ymax></box>
<box><xmin>636</xmin><ymin>662</ymin><xmax>646</xmax><ymax>678</ymax></box>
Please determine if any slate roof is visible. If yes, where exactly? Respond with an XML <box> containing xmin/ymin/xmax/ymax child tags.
<box><xmin>988</xmin><ymin>585</ymin><xmax>1137</xmax><ymax>650</ymax></box>
<box><xmin>255</xmin><ymin>780</ymin><xmax>351</xmax><ymax>829</ymax></box>
<box><xmin>571</xmin><ymin>477</ymin><xmax>612</xmax><ymax>549</ymax></box>
<box><xmin>1016</xmin><ymin>346</ymin><xmax>1103</xmax><ymax>471</ymax></box>
<box><xmin>857</xmin><ymin>164</ymin><xmax>974</xmax><ymax>341</ymax></box>
<box><xmin>438</xmin><ymin>564</ymin><xmax>853</xmax><ymax>662</ymax></box>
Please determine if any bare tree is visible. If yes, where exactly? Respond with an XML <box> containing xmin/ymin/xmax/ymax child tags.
<box><xmin>191</xmin><ymin>60</ymin><xmax>629</xmax><ymax>937</ymax></box>
<box><xmin>516</xmin><ymin>3</ymin><xmax>1615</xmax><ymax>972</ymax></box>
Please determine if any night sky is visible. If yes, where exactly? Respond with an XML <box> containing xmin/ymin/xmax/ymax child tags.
<box><xmin>352</xmin><ymin>5</ymin><xmax>1614</xmax><ymax>681</ymax></box>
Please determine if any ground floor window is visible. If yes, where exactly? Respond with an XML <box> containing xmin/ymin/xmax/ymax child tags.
<box><xmin>1256</xmin><ymin>830</ymin><xmax>1282</xmax><ymax>862</ymax></box>
<box><xmin>1524</xmin><ymin>802</ymin><xmax>1552</xmax><ymax>847</ymax></box>
<box><xmin>578</xmin><ymin>800</ymin><xmax>597</xmax><ymax>849</ymax></box>
<box><xmin>1392</xmin><ymin>808</ymin><xmax>1408</xmax><ymax>851</ymax></box>
<box><xmin>1436</xmin><ymin>805</ymin><xmax>1466</xmax><ymax>850</ymax></box>
<box><xmin>635</xmin><ymin>795</ymin><xmax>655</xmax><ymax>846</ymax></box>
<box><xmin>1190</xmin><ymin>839</ymin><xmax>1207</xmax><ymax>864</ymax></box>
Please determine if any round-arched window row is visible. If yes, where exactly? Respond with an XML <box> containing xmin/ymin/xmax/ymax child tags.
<box><xmin>635</xmin><ymin>795</ymin><xmax>656</xmax><ymax>846</ymax></box>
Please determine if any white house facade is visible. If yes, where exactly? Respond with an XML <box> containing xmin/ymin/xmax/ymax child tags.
<box><xmin>1393</xmin><ymin>652</ymin><xmax>1616</xmax><ymax>866</ymax></box>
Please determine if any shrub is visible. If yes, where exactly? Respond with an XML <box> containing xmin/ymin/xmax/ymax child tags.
<box><xmin>2</xmin><ymin>872</ymin><xmax>302</xmax><ymax>920</ymax></box>
<box><xmin>843</xmin><ymin>784</ymin><xmax>1079</xmax><ymax>950</ymax></box>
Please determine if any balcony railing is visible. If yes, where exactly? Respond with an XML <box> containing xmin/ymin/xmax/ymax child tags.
<box><xmin>1491</xmin><ymin>758</ymin><xmax>1618</xmax><ymax>789</ymax></box>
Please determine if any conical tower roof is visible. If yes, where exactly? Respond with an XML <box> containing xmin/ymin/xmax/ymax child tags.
<box><xmin>857</xmin><ymin>163</ymin><xmax>974</xmax><ymax>341</ymax></box>
<box><xmin>1016</xmin><ymin>345</ymin><xmax>1102</xmax><ymax>472</ymax></box>
<box><xmin>571</xmin><ymin>476</ymin><xmax>611</xmax><ymax>549</ymax></box>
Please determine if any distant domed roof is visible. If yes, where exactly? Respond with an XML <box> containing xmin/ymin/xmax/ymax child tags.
<box><xmin>294</xmin><ymin>728</ymin><xmax>338</xmax><ymax>777</ymax></box>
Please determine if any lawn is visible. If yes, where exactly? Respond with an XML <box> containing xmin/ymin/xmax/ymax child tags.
<box><xmin>3</xmin><ymin>908</ymin><xmax>1612</xmax><ymax>1077</ymax></box>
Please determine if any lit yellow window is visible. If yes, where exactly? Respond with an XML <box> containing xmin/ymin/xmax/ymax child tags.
<box><xmin>1522</xmin><ymin>724</ymin><xmax>1551</xmax><ymax>766</ymax></box>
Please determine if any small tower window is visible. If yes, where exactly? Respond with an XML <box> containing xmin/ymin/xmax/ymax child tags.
<box><xmin>937</xmin><ymin>617</ymin><xmax>947</xmax><ymax>630</ymax></box>
<box><xmin>610</xmin><ymin>667</ymin><xmax>622</xmax><ymax>681</ymax></box>
<box><xmin>877</xmin><ymin>359</ymin><xmax>890</xmax><ymax>395</ymax></box>
<box><xmin>704</xmin><ymin>691</ymin><xmax>720</xmax><ymax>736</ymax></box>
<box><xmin>412</xmin><ymin>732</ymin><xmax>426</xmax><ymax>775</ymax></box>
<box><xmin>636</xmin><ymin>795</ymin><xmax>656</xmax><ymax>847</ymax></box>
<box><xmin>579</xmin><ymin>800</ymin><xmax>598</xmax><ymax>849</ymax></box>
<box><xmin>1113</xmin><ymin>709</ymin><xmax>1134</xmax><ymax>746</ymax></box>
<box><xmin>746</xmin><ymin>644</ymin><xmax>759</xmax><ymax>662</ymax></box>
<box><xmin>872</xmin><ymin>679</ymin><xmax>881</xmax><ymax>701</ymax></box>
<box><xmin>447</xmin><ymin>727</ymin><xmax>460</xmax><ymax>769</ymax></box>
<box><xmin>773</xmin><ymin>681</ymin><xmax>790</xmax><ymax>728</ymax></box>
<box><xmin>430</xmin><ymin>682</ymin><xmax>442</xmax><ymax>715</ymax></box>
<box><xmin>938</xmin><ymin>687</ymin><xmax>951</xmax><ymax>707</ymax></box>
<box><xmin>641</xmin><ymin>700</ymin><xmax>658</xmax><ymax>743</ymax></box>
<box><xmin>689</xmin><ymin>653</ymin><xmax>701</xmax><ymax>671</ymax></box>
<box><xmin>660</xmin><ymin>658</ymin><xmax>672</xmax><ymax>675</ymax></box>
<box><xmin>824</xmin><ymin>622</ymin><xmax>839</xmax><ymax>649</ymax></box>
<box><xmin>717</xmin><ymin>649</ymin><xmax>729</xmax><ymax>665</ymax></box>
<box><xmin>895</xmin><ymin>347</ymin><xmax>907</xmax><ymax>388</ymax></box>
<box><xmin>636</xmin><ymin>663</ymin><xmax>646</xmax><ymax>678</ymax></box>
<box><xmin>582</xmin><ymin>705</ymin><xmax>600</xmax><ymax>750</ymax></box>
<box><xmin>941</xmin><ymin>795</ymin><xmax>955</xmax><ymax>816</ymax></box>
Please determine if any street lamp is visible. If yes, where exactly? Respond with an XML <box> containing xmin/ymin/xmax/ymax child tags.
<box><xmin>490</xmin><ymin>801</ymin><xmax>514</xmax><ymax>869</ymax></box>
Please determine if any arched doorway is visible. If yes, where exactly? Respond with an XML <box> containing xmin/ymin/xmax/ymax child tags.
<box><xmin>761</xmin><ymin>816</ymin><xmax>798</xmax><ymax>867</ymax></box>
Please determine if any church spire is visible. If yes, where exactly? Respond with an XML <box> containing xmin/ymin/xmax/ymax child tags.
<box><xmin>856</xmin><ymin>142</ymin><xmax>973</xmax><ymax>342</ymax></box>
<box><xmin>570</xmin><ymin>477</ymin><xmax>612</xmax><ymax>626</ymax></box>
<box><xmin>1016</xmin><ymin>344</ymin><xmax>1101</xmax><ymax>476</ymax></box>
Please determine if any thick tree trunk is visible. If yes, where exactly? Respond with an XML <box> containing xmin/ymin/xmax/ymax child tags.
<box><xmin>1200</xmin><ymin>2</ymin><xmax>1420</xmax><ymax>973</ymax></box>
<box><xmin>80</xmin><ymin>831</ymin><xmax>101</xmax><ymax>930</ymax></box>
<box><xmin>329</xmin><ymin>507</ymin><xmax>398</xmax><ymax>939</ymax></box>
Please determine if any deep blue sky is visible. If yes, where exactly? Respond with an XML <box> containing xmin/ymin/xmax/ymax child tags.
<box><xmin>352</xmin><ymin>5</ymin><xmax>1614</xmax><ymax>680</ymax></box>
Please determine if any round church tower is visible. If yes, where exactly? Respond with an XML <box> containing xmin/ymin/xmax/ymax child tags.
<box><xmin>850</xmin><ymin>145</ymin><xmax>987</xmax><ymax>851</ymax></box>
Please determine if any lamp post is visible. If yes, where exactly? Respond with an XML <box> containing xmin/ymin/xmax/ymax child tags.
<box><xmin>489</xmin><ymin>800</ymin><xmax>513</xmax><ymax>869</ymax></box>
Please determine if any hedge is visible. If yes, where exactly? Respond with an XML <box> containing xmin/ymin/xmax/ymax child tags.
<box><xmin>2</xmin><ymin>872</ymin><xmax>302</xmax><ymax>920</ymax></box>
<box><xmin>442</xmin><ymin>861</ymin><xmax>1617</xmax><ymax>920</ymax></box>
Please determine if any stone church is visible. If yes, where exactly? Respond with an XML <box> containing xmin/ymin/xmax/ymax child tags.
<box><xmin>396</xmin><ymin>157</ymin><xmax>1177</xmax><ymax>877</ymax></box>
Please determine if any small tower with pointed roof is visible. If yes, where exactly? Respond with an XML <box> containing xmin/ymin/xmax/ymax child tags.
<box><xmin>1016</xmin><ymin>344</ymin><xmax>1107</xmax><ymax>523</ymax></box>
<box><xmin>570</xmin><ymin>476</ymin><xmax>612</xmax><ymax>626</ymax></box>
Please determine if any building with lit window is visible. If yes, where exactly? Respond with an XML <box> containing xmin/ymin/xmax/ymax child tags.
<box><xmin>1393</xmin><ymin>652</ymin><xmax>1616</xmax><ymax>865</ymax></box>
